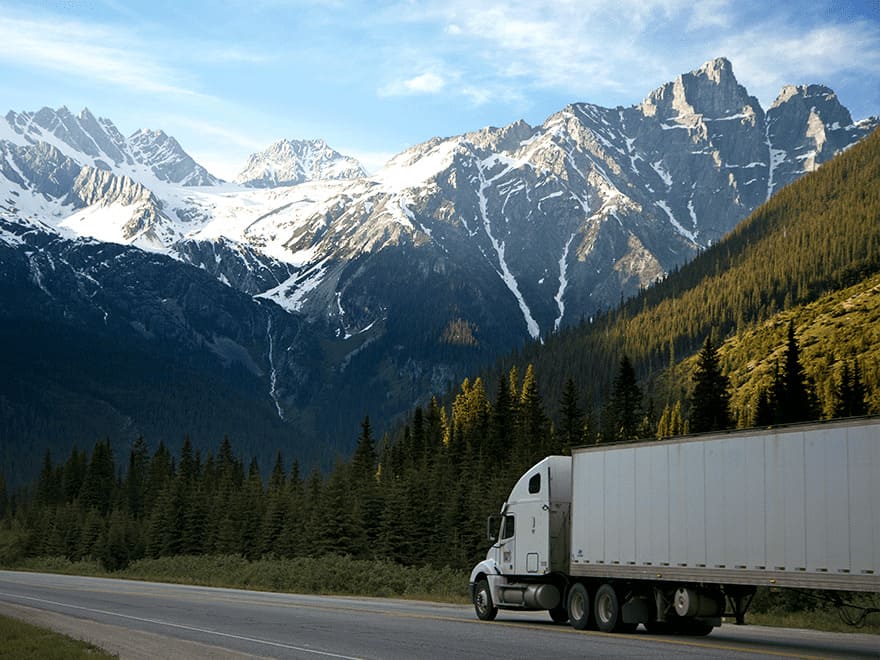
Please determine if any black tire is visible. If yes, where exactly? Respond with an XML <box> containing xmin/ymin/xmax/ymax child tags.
<box><xmin>549</xmin><ymin>604</ymin><xmax>569</xmax><ymax>624</ymax></box>
<box><xmin>473</xmin><ymin>579</ymin><xmax>498</xmax><ymax>621</ymax></box>
<box><xmin>567</xmin><ymin>583</ymin><xmax>591</xmax><ymax>630</ymax></box>
<box><xmin>594</xmin><ymin>583</ymin><xmax>635</xmax><ymax>633</ymax></box>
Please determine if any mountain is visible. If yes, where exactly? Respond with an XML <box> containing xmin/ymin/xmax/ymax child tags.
<box><xmin>0</xmin><ymin>57</ymin><xmax>877</xmax><ymax>480</ymax></box>
<box><xmin>236</xmin><ymin>139</ymin><xmax>366</xmax><ymax>187</ymax></box>
<box><xmin>509</xmin><ymin>125</ymin><xmax>880</xmax><ymax>420</ymax></box>
<box><xmin>4</xmin><ymin>106</ymin><xmax>220</xmax><ymax>186</ymax></box>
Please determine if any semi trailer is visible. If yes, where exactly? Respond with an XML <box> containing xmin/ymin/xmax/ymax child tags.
<box><xmin>469</xmin><ymin>417</ymin><xmax>880</xmax><ymax>634</ymax></box>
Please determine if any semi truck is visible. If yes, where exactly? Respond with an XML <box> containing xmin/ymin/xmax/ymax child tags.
<box><xmin>469</xmin><ymin>417</ymin><xmax>880</xmax><ymax>634</ymax></box>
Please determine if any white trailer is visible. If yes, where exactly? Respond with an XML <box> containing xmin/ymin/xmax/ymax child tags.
<box><xmin>469</xmin><ymin>417</ymin><xmax>880</xmax><ymax>634</ymax></box>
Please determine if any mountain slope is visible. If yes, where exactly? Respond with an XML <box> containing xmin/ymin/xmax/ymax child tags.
<box><xmin>0</xmin><ymin>222</ymin><xmax>327</xmax><ymax>484</ymax></box>
<box><xmin>510</xmin><ymin>125</ymin><xmax>880</xmax><ymax>417</ymax></box>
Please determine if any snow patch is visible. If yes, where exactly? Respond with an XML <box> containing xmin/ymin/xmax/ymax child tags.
<box><xmin>655</xmin><ymin>200</ymin><xmax>697</xmax><ymax>243</ymax></box>
<box><xmin>374</xmin><ymin>139</ymin><xmax>458</xmax><ymax>192</ymax></box>
<box><xmin>651</xmin><ymin>160</ymin><xmax>673</xmax><ymax>187</ymax></box>
<box><xmin>553</xmin><ymin>232</ymin><xmax>576</xmax><ymax>332</ymax></box>
<box><xmin>266</xmin><ymin>316</ymin><xmax>285</xmax><ymax>420</ymax></box>
<box><xmin>476</xmin><ymin>159</ymin><xmax>541</xmax><ymax>340</ymax></box>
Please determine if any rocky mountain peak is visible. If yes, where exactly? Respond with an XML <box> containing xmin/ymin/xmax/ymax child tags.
<box><xmin>770</xmin><ymin>84</ymin><xmax>854</xmax><ymax>127</ymax></box>
<box><xmin>236</xmin><ymin>138</ymin><xmax>366</xmax><ymax>188</ymax></box>
<box><xmin>640</xmin><ymin>56</ymin><xmax>760</xmax><ymax>123</ymax></box>
<box><xmin>128</xmin><ymin>128</ymin><xmax>221</xmax><ymax>186</ymax></box>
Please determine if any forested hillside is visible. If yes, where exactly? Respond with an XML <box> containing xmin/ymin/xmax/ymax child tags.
<box><xmin>1</xmin><ymin>129</ymin><xmax>877</xmax><ymax>575</ymax></box>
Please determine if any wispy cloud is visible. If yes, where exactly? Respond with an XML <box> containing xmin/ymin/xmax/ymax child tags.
<box><xmin>720</xmin><ymin>20</ymin><xmax>880</xmax><ymax>109</ymax></box>
<box><xmin>371</xmin><ymin>0</ymin><xmax>880</xmax><ymax>111</ymax></box>
<box><xmin>0</xmin><ymin>12</ymin><xmax>207</xmax><ymax>98</ymax></box>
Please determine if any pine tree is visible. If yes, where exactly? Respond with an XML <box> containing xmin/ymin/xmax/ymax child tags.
<box><xmin>240</xmin><ymin>458</ymin><xmax>264</xmax><ymax>559</ymax></box>
<box><xmin>515</xmin><ymin>364</ymin><xmax>548</xmax><ymax>466</ymax></box>
<box><xmin>689</xmin><ymin>335</ymin><xmax>733</xmax><ymax>433</ymax></box>
<box><xmin>776</xmin><ymin>323</ymin><xmax>818</xmax><ymax>424</ymax></box>
<box><xmin>276</xmin><ymin>460</ymin><xmax>304</xmax><ymax>557</ymax></box>
<box><xmin>0</xmin><ymin>472</ymin><xmax>7</xmax><ymax>520</ymax></box>
<box><xmin>260</xmin><ymin>451</ymin><xmax>288</xmax><ymax>556</ymax></box>
<box><xmin>62</xmin><ymin>448</ymin><xmax>87</xmax><ymax>503</ymax></box>
<box><xmin>79</xmin><ymin>439</ymin><xmax>115</xmax><ymax>515</ymax></box>
<box><xmin>488</xmin><ymin>374</ymin><xmax>514</xmax><ymax>465</ymax></box>
<box><xmin>36</xmin><ymin>449</ymin><xmax>61</xmax><ymax>507</ymax></box>
<box><xmin>753</xmin><ymin>387</ymin><xmax>775</xmax><ymax>427</ymax></box>
<box><xmin>350</xmin><ymin>417</ymin><xmax>381</xmax><ymax>554</ymax></box>
<box><xmin>124</xmin><ymin>437</ymin><xmax>149</xmax><ymax>519</ymax></box>
<box><xmin>834</xmin><ymin>358</ymin><xmax>868</xmax><ymax>418</ymax></box>
<box><xmin>607</xmin><ymin>355</ymin><xmax>642</xmax><ymax>441</ymax></box>
<box><xmin>558</xmin><ymin>377</ymin><xmax>584</xmax><ymax>451</ymax></box>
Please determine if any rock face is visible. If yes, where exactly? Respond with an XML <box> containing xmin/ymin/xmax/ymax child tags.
<box><xmin>0</xmin><ymin>57</ymin><xmax>877</xmax><ymax>470</ymax></box>
<box><xmin>4</xmin><ymin>106</ymin><xmax>221</xmax><ymax>185</ymax></box>
<box><xmin>236</xmin><ymin>139</ymin><xmax>366</xmax><ymax>187</ymax></box>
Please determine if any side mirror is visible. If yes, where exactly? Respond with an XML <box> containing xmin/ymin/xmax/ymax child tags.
<box><xmin>487</xmin><ymin>514</ymin><xmax>500</xmax><ymax>542</ymax></box>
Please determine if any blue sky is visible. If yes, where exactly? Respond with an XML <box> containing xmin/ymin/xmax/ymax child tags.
<box><xmin>1</xmin><ymin>0</ymin><xmax>878</xmax><ymax>178</ymax></box>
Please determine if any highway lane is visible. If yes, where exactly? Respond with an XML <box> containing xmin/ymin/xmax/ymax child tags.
<box><xmin>0</xmin><ymin>570</ymin><xmax>876</xmax><ymax>659</ymax></box>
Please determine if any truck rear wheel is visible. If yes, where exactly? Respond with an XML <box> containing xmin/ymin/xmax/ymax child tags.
<box><xmin>594</xmin><ymin>583</ymin><xmax>636</xmax><ymax>633</ymax></box>
<box><xmin>473</xmin><ymin>579</ymin><xmax>498</xmax><ymax>621</ymax></box>
<box><xmin>567</xmin><ymin>583</ymin><xmax>591</xmax><ymax>630</ymax></box>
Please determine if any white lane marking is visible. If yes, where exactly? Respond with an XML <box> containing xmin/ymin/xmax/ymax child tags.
<box><xmin>0</xmin><ymin>591</ymin><xmax>362</xmax><ymax>659</ymax></box>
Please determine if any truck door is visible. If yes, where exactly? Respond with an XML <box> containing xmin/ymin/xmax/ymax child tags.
<box><xmin>515</xmin><ymin>470</ymin><xmax>551</xmax><ymax>574</ymax></box>
<box><xmin>497</xmin><ymin>514</ymin><xmax>516</xmax><ymax>572</ymax></box>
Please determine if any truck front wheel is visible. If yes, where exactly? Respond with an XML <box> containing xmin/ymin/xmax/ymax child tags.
<box><xmin>567</xmin><ymin>583</ymin><xmax>591</xmax><ymax>630</ymax></box>
<box><xmin>473</xmin><ymin>579</ymin><xmax>498</xmax><ymax>621</ymax></box>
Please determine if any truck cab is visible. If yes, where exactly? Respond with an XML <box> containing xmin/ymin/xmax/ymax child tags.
<box><xmin>469</xmin><ymin>456</ymin><xmax>571</xmax><ymax>621</ymax></box>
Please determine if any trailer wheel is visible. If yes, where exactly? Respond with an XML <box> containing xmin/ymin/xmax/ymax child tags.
<box><xmin>594</xmin><ymin>583</ymin><xmax>635</xmax><ymax>633</ymax></box>
<box><xmin>567</xmin><ymin>583</ymin><xmax>591</xmax><ymax>630</ymax></box>
<box><xmin>473</xmin><ymin>579</ymin><xmax>497</xmax><ymax>621</ymax></box>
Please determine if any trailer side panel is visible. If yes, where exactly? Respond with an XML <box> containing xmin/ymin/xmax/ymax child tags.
<box><xmin>569</xmin><ymin>419</ymin><xmax>880</xmax><ymax>591</ymax></box>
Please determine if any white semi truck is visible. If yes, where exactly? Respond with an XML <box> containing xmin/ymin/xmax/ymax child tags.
<box><xmin>469</xmin><ymin>417</ymin><xmax>880</xmax><ymax>634</ymax></box>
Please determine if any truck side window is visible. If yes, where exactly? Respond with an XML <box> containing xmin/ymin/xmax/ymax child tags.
<box><xmin>528</xmin><ymin>473</ymin><xmax>541</xmax><ymax>494</ymax></box>
<box><xmin>501</xmin><ymin>515</ymin><xmax>515</xmax><ymax>539</ymax></box>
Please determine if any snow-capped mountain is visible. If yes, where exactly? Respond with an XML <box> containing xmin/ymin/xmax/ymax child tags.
<box><xmin>236</xmin><ymin>138</ymin><xmax>366</xmax><ymax>187</ymax></box>
<box><xmin>4</xmin><ymin>106</ymin><xmax>220</xmax><ymax>186</ymax></box>
<box><xmin>1</xmin><ymin>57</ymin><xmax>877</xmax><ymax>468</ymax></box>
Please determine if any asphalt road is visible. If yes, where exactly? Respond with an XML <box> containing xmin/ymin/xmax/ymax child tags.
<box><xmin>0</xmin><ymin>570</ymin><xmax>876</xmax><ymax>659</ymax></box>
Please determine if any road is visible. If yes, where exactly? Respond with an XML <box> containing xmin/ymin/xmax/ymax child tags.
<box><xmin>0</xmin><ymin>571</ymin><xmax>876</xmax><ymax>659</ymax></box>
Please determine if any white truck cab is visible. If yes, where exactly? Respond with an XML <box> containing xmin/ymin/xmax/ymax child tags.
<box><xmin>468</xmin><ymin>456</ymin><xmax>571</xmax><ymax>621</ymax></box>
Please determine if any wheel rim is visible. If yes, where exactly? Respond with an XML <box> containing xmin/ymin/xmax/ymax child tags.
<box><xmin>570</xmin><ymin>591</ymin><xmax>585</xmax><ymax>621</ymax></box>
<box><xmin>476</xmin><ymin>587</ymin><xmax>490</xmax><ymax>614</ymax></box>
<box><xmin>597</xmin><ymin>592</ymin><xmax>613</xmax><ymax>624</ymax></box>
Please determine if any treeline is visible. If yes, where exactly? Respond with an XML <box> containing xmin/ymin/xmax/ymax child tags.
<box><xmin>2</xmin><ymin>320</ymin><xmax>871</xmax><ymax>572</ymax></box>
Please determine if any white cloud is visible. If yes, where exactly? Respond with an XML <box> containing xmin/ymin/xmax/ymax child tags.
<box><xmin>372</xmin><ymin>0</ymin><xmax>880</xmax><ymax>113</ymax></box>
<box><xmin>718</xmin><ymin>21</ymin><xmax>880</xmax><ymax>111</ymax></box>
<box><xmin>379</xmin><ymin>72</ymin><xmax>447</xmax><ymax>97</ymax></box>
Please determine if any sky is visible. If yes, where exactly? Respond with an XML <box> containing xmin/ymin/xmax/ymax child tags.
<box><xmin>1</xmin><ymin>0</ymin><xmax>878</xmax><ymax>179</ymax></box>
